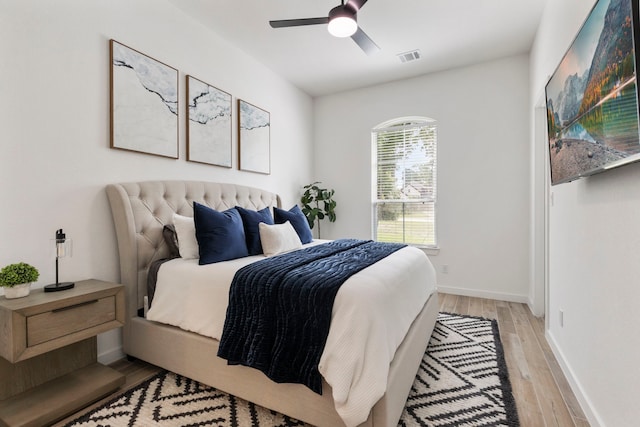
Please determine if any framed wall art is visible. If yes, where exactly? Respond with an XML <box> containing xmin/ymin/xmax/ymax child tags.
<box><xmin>186</xmin><ymin>75</ymin><xmax>232</xmax><ymax>167</ymax></box>
<box><xmin>110</xmin><ymin>39</ymin><xmax>179</xmax><ymax>158</ymax></box>
<box><xmin>238</xmin><ymin>99</ymin><xmax>270</xmax><ymax>174</ymax></box>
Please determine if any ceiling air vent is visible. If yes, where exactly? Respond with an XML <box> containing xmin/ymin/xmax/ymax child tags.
<box><xmin>397</xmin><ymin>50</ymin><xmax>421</xmax><ymax>63</ymax></box>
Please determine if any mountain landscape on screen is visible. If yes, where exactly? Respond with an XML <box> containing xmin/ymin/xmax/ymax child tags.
<box><xmin>545</xmin><ymin>0</ymin><xmax>640</xmax><ymax>184</ymax></box>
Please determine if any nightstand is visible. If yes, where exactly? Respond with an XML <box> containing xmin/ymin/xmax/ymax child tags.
<box><xmin>0</xmin><ymin>279</ymin><xmax>126</xmax><ymax>427</ymax></box>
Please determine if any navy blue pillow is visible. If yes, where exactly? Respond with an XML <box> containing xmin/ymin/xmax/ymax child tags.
<box><xmin>193</xmin><ymin>202</ymin><xmax>248</xmax><ymax>265</ymax></box>
<box><xmin>235</xmin><ymin>206</ymin><xmax>274</xmax><ymax>255</ymax></box>
<box><xmin>273</xmin><ymin>205</ymin><xmax>313</xmax><ymax>244</ymax></box>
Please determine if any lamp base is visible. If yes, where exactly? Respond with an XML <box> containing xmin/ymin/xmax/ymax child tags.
<box><xmin>44</xmin><ymin>282</ymin><xmax>75</xmax><ymax>292</ymax></box>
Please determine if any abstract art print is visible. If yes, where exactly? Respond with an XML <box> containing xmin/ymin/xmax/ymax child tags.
<box><xmin>186</xmin><ymin>76</ymin><xmax>232</xmax><ymax>167</ymax></box>
<box><xmin>238</xmin><ymin>99</ymin><xmax>270</xmax><ymax>174</ymax></box>
<box><xmin>110</xmin><ymin>40</ymin><xmax>178</xmax><ymax>158</ymax></box>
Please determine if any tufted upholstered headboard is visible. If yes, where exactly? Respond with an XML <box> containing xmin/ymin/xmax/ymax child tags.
<box><xmin>106</xmin><ymin>181</ymin><xmax>281</xmax><ymax>319</ymax></box>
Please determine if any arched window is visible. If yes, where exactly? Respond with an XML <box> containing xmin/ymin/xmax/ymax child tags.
<box><xmin>372</xmin><ymin>117</ymin><xmax>437</xmax><ymax>247</ymax></box>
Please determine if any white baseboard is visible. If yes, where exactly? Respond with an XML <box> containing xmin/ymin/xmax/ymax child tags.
<box><xmin>436</xmin><ymin>285</ymin><xmax>529</xmax><ymax>304</ymax></box>
<box><xmin>545</xmin><ymin>330</ymin><xmax>603</xmax><ymax>427</ymax></box>
<box><xmin>98</xmin><ymin>346</ymin><xmax>125</xmax><ymax>365</ymax></box>
<box><xmin>526</xmin><ymin>296</ymin><xmax>545</xmax><ymax>318</ymax></box>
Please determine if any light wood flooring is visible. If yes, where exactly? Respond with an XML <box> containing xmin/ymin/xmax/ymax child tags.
<box><xmin>55</xmin><ymin>293</ymin><xmax>589</xmax><ymax>426</ymax></box>
<box><xmin>438</xmin><ymin>293</ymin><xmax>589</xmax><ymax>427</ymax></box>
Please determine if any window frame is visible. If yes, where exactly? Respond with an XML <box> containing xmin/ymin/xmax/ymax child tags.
<box><xmin>371</xmin><ymin>117</ymin><xmax>438</xmax><ymax>249</ymax></box>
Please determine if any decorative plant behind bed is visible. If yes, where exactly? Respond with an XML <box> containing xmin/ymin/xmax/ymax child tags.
<box><xmin>301</xmin><ymin>181</ymin><xmax>336</xmax><ymax>239</ymax></box>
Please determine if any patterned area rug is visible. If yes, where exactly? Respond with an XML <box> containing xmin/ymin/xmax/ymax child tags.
<box><xmin>400</xmin><ymin>313</ymin><xmax>519</xmax><ymax>426</ymax></box>
<box><xmin>64</xmin><ymin>313</ymin><xmax>518</xmax><ymax>427</ymax></box>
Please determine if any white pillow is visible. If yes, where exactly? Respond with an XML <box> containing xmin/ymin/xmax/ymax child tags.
<box><xmin>259</xmin><ymin>221</ymin><xmax>302</xmax><ymax>257</ymax></box>
<box><xmin>173</xmin><ymin>213</ymin><xmax>199</xmax><ymax>259</ymax></box>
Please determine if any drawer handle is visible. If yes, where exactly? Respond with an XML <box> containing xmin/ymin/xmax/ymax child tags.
<box><xmin>52</xmin><ymin>299</ymin><xmax>98</xmax><ymax>313</ymax></box>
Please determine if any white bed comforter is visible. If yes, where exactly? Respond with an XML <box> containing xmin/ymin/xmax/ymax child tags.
<box><xmin>147</xmin><ymin>242</ymin><xmax>436</xmax><ymax>427</ymax></box>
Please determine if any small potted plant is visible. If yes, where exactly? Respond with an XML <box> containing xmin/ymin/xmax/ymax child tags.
<box><xmin>0</xmin><ymin>262</ymin><xmax>39</xmax><ymax>299</ymax></box>
<box><xmin>300</xmin><ymin>181</ymin><xmax>337</xmax><ymax>239</ymax></box>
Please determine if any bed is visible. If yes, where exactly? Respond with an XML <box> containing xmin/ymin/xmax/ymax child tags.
<box><xmin>106</xmin><ymin>180</ymin><xmax>439</xmax><ymax>427</ymax></box>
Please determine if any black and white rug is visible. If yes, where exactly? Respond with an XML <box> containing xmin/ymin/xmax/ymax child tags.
<box><xmin>64</xmin><ymin>313</ymin><xmax>519</xmax><ymax>427</ymax></box>
<box><xmin>400</xmin><ymin>313</ymin><xmax>519</xmax><ymax>426</ymax></box>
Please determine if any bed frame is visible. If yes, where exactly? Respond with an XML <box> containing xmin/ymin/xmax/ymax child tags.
<box><xmin>106</xmin><ymin>180</ymin><xmax>439</xmax><ymax>427</ymax></box>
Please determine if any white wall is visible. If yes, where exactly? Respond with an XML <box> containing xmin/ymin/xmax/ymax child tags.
<box><xmin>0</xmin><ymin>0</ymin><xmax>314</xmax><ymax>363</ymax></box>
<box><xmin>530</xmin><ymin>0</ymin><xmax>640</xmax><ymax>425</ymax></box>
<box><xmin>314</xmin><ymin>55</ymin><xmax>531</xmax><ymax>302</ymax></box>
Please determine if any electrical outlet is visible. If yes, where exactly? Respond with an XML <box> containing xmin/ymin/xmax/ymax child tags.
<box><xmin>442</xmin><ymin>265</ymin><xmax>449</xmax><ymax>274</ymax></box>
<box><xmin>559</xmin><ymin>309</ymin><xmax>564</xmax><ymax>327</ymax></box>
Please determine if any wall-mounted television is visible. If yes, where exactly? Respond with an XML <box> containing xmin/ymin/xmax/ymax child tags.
<box><xmin>545</xmin><ymin>0</ymin><xmax>640</xmax><ymax>185</ymax></box>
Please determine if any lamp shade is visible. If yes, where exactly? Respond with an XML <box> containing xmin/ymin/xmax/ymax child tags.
<box><xmin>328</xmin><ymin>5</ymin><xmax>357</xmax><ymax>38</ymax></box>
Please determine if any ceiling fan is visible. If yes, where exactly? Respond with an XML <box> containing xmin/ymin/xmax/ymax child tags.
<box><xmin>269</xmin><ymin>0</ymin><xmax>380</xmax><ymax>55</ymax></box>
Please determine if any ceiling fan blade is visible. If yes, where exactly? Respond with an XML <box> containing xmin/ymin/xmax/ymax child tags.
<box><xmin>351</xmin><ymin>27</ymin><xmax>380</xmax><ymax>55</ymax></box>
<box><xmin>269</xmin><ymin>17</ymin><xmax>329</xmax><ymax>28</ymax></box>
<box><xmin>346</xmin><ymin>0</ymin><xmax>368</xmax><ymax>12</ymax></box>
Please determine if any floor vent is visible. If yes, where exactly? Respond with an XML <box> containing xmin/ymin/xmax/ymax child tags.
<box><xmin>398</xmin><ymin>50</ymin><xmax>421</xmax><ymax>63</ymax></box>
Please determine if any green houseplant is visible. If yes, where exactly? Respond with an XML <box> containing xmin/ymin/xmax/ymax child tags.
<box><xmin>300</xmin><ymin>181</ymin><xmax>337</xmax><ymax>239</ymax></box>
<box><xmin>0</xmin><ymin>262</ymin><xmax>39</xmax><ymax>299</ymax></box>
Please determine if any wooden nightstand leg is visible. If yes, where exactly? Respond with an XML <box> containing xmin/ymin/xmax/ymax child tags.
<box><xmin>0</xmin><ymin>363</ymin><xmax>125</xmax><ymax>427</ymax></box>
<box><xmin>0</xmin><ymin>338</ymin><xmax>96</xmax><ymax>400</ymax></box>
<box><xmin>0</xmin><ymin>337</ymin><xmax>125</xmax><ymax>427</ymax></box>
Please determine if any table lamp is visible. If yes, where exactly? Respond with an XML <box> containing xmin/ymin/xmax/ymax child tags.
<box><xmin>44</xmin><ymin>228</ymin><xmax>75</xmax><ymax>292</ymax></box>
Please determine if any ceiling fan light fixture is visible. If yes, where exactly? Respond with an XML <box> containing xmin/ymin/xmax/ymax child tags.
<box><xmin>328</xmin><ymin>6</ymin><xmax>357</xmax><ymax>38</ymax></box>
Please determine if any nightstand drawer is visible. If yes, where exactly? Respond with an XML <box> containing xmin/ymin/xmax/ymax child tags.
<box><xmin>27</xmin><ymin>296</ymin><xmax>116</xmax><ymax>346</ymax></box>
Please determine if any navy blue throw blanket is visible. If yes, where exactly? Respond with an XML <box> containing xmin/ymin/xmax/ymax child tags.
<box><xmin>217</xmin><ymin>239</ymin><xmax>406</xmax><ymax>394</ymax></box>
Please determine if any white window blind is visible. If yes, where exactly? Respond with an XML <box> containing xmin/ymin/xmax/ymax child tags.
<box><xmin>372</xmin><ymin>118</ymin><xmax>437</xmax><ymax>247</ymax></box>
